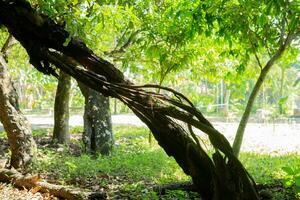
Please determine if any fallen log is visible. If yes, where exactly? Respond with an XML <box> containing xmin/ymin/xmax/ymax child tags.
<box><xmin>0</xmin><ymin>168</ymin><xmax>106</xmax><ymax>200</ymax></box>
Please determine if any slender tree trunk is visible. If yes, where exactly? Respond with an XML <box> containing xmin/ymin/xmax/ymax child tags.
<box><xmin>0</xmin><ymin>36</ymin><xmax>36</xmax><ymax>169</ymax></box>
<box><xmin>78</xmin><ymin>83</ymin><xmax>113</xmax><ymax>155</ymax></box>
<box><xmin>232</xmin><ymin>72</ymin><xmax>265</xmax><ymax>156</ymax></box>
<box><xmin>224</xmin><ymin>89</ymin><xmax>231</xmax><ymax>117</ymax></box>
<box><xmin>53</xmin><ymin>71</ymin><xmax>71</xmax><ymax>144</ymax></box>
<box><xmin>232</xmin><ymin>40</ymin><xmax>291</xmax><ymax>156</ymax></box>
<box><xmin>279</xmin><ymin>67</ymin><xmax>285</xmax><ymax>114</ymax></box>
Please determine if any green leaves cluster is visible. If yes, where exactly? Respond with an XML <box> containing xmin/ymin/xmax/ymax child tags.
<box><xmin>29</xmin><ymin>0</ymin><xmax>300</xmax><ymax>86</ymax></box>
<box><xmin>282</xmin><ymin>166</ymin><xmax>300</xmax><ymax>195</ymax></box>
<box><xmin>2</xmin><ymin>0</ymin><xmax>300</xmax><ymax>114</ymax></box>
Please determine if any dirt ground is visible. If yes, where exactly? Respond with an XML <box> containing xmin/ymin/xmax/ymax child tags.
<box><xmin>19</xmin><ymin>114</ymin><xmax>300</xmax><ymax>155</ymax></box>
<box><xmin>213</xmin><ymin>122</ymin><xmax>300</xmax><ymax>154</ymax></box>
<box><xmin>0</xmin><ymin>183</ymin><xmax>58</xmax><ymax>200</ymax></box>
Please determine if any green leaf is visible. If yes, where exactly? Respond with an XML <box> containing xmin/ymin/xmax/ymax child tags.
<box><xmin>295</xmin><ymin>175</ymin><xmax>300</xmax><ymax>186</ymax></box>
<box><xmin>294</xmin><ymin>168</ymin><xmax>300</xmax><ymax>175</ymax></box>
<box><xmin>258</xmin><ymin>14</ymin><xmax>267</xmax><ymax>26</ymax></box>
<box><xmin>282</xmin><ymin>167</ymin><xmax>294</xmax><ymax>175</ymax></box>
<box><xmin>278</xmin><ymin>96</ymin><xmax>288</xmax><ymax>105</ymax></box>
<box><xmin>283</xmin><ymin>179</ymin><xmax>293</xmax><ymax>187</ymax></box>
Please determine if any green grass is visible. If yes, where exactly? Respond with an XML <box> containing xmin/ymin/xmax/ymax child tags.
<box><xmin>240</xmin><ymin>153</ymin><xmax>300</xmax><ymax>184</ymax></box>
<box><xmin>2</xmin><ymin>125</ymin><xmax>299</xmax><ymax>198</ymax></box>
<box><xmin>0</xmin><ymin>126</ymin><xmax>84</xmax><ymax>139</ymax></box>
<box><xmin>31</xmin><ymin>125</ymin><xmax>188</xmax><ymax>184</ymax></box>
<box><xmin>0</xmin><ymin>128</ymin><xmax>51</xmax><ymax>138</ymax></box>
<box><xmin>32</xmin><ymin>128</ymin><xmax>52</xmax><ymax>137</ymax></box>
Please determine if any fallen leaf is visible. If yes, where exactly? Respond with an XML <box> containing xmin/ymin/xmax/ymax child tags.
<box><xmin>30</xmin><ymin>186</ymin><xmax>42</xmax><ymax>194</ymax></box>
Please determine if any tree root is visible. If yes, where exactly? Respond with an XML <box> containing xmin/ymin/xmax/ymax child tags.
<box><xmin>153</xmin><ymin>181</ymin><xmax>197</xmax><ymax>195</ymax></box>
<box><xmin>0</xmin><ymin>168</ymin><xmax>106</xmax><ymax>200</ymax></box>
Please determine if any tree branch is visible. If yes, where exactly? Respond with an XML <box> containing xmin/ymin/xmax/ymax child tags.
<box><xmin>105</xmin><ymin>30</ymin><xmax>141</xmax><ymax>55</ymax></box>
<box><xmin>278</xmin><ymin>14</ymin><xmax>287</xmax><ymax>47</ymax></box>
<box><xmin>248</xmin><ymin>34</ymin><xmax>263</xmax><ymax>71</ymax></box>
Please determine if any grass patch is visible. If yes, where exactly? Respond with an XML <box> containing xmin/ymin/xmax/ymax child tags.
<box><xmin>2</xmin><ymin>125</ymin><xmax>299</xmax><ymax>185</ymax></box>
<box><xmin>23</xmin><ymin>125</ymin><xmax>300</xmax><ymax>198</ymax></box>
<box><xmin>32</xmin><ymin>128</ymin><xmax>51</xmax><ymax>137</ymax></box>
<box><xmin>31</xmin><ymin>125</ymin><xmax>188</xmax><ymax>185</ymax></box>
<box><xmin>0</xmin><ymin>128</ymin><xmax>51</xmax><ymax>138</ymax></box>
<box><xmin>240</xmin><ymin>153</ymin><xmax>300</xmax><ymax>184</ymax></box>
<box><xmin>69</xmin><ymin>126</ymin><xmax>83</xmax><ymax>134</ymax></box>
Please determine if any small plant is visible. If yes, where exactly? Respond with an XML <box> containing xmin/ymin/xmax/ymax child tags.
<box><xmin>282</xmin><ymin>166</ymin><xmax>300</xmax><ymax>195</ymax></box>
<box><xmin>70</xmin><ymin>126</ymin><xmax>83</xmax><ymax>134</ymax></box>
<box><xmin>32</xmin><ymin>128</ymin><xmax>49</xmax><ymax>137</ymax></box>
<box><xmin>0</xmin><ymin>131</ymin><xmax>7</xmax><ymax>139</ymax></box>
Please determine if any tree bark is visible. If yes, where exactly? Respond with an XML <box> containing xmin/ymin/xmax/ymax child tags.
<box><xmin>53</xmin><ymin>71</ymin><xmax>71</xmax><ymax>144</ymax></box>
<box><xmin>0</xmin><ymin>36</ymin><xmax>36</xmax><ymax>169</ymax></box>
<box><xmin>0</xmin><ymin>2</ymin><xmax>259</xmax><ymax>199</ymax></box>
<box><xmin>78</xmin><ymin>82</ymin><xmax>113</xmax><ymax>155</ymax></box>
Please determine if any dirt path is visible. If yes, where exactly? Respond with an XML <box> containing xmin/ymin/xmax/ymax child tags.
<box><xmin>213</xmin><ymin>122</ymin><xmax>300</xmax><ymax>155</ymax></box>
<box><xmin>1</xmin><ymin>114</ymin><xmax>299</xmax><ymax>154</ymax></box>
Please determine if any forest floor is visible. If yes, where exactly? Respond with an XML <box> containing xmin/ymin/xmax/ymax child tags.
<box><xmin>0</xmin><ymin>183</ymin><xmax>58</xmax><ymax>200</ymax></box>
<box><xmin>0</xmin><ymin>116</ymin><xmax>300</xmax><ymax>199</ymax></box>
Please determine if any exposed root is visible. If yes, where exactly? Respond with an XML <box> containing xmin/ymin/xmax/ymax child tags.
<box><xmin>0</xmin><ymin>168</ymin><xmax>106</xmax><ymax>200</ymax></box>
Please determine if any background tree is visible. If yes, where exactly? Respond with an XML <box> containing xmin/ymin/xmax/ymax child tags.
<box><xmin>78</xmin><ymin>83</ymin><xmax>113</xmax><ymax>155</ymax></box>
<box><xmin>0</xmin><ymin>34</ymin><xmax>36</xmax><ymax>169</ymax></box>
<box><xmin>193</xmin><ymin>0</ymin><xmax>300</xmax><ymax>155</ymax></box>
<box><xmin>52</xmin><ymin>71</ymin><xmax>71</xmax><ymax>144</ymax></box>
<box><xmin>149</xmin><ymin>1</ymin><xmax>299</xmax><ymax>156</ymax></box>
<box><xmin>33</xmin><ymin>0</ymin><xmax>118</xmax><ymax>153</ymax></box>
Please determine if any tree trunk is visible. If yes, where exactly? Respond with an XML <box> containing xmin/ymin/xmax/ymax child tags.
<box><xmin>78</xmin><ymin>82</ymin><xmax>113</xmax><ymax>155</ymax></box>
<box><xmin>279</xmin><ymin>67</ymin><xmax>285</xmax><ymax>114</ymax></box>
<box><xmin>232</xmin><ymin>40</ymin><xmax>292</xmax><ymax>156</ymax></box>
<box><xmin>0</xmin><ymin>3</ymin><xmax>260</xmax><ymax>199</ymax></box>
<box><xmin>0</xmin><ymin>36</ymin><xmax>36</xmax><ymax>169</ymax></box>
<box><xmin>232</xmin><ymin>73</ymin><xmax>264</xmax><ymax>156</ymax></box>
<box><xmin>224</xmin><ymin>89</ymin><xmax>231</xmax><ymax>118</ymax></box>
<box><xmin>53</xmin><ymin>71</ymin><xmax>71</xmax><ymax>144</ymax></box>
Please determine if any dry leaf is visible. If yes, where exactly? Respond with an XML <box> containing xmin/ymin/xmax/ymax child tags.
<box><xmin>28</xmin><ymin>175</ymin><xmax>41</xmax><ymax>184</ymax></box>
<box><xmin>30</xmin><ymin>186</ymin><xmax>42</xmax><ymax>194</ymax></box>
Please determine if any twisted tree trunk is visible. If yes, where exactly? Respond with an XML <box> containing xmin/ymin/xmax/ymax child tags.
<box><xmin>0</xmin><ymin>35</ymin><xmax>36</xmax><ymax>169</ymax></box>
<box><xmin>0</xmin><ymin>1</ymin><xmax>259</xmax><ymax>199</ymax></box>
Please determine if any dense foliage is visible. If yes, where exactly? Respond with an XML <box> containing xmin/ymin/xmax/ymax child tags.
<box><xmin>1</xmin><ymin>0</ymin><xmax>299</xmax><ymax>119</ymax></box>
